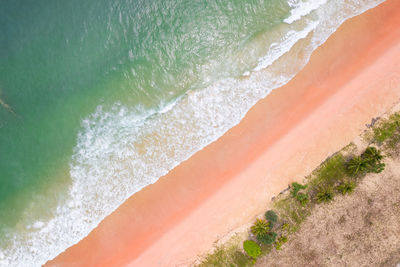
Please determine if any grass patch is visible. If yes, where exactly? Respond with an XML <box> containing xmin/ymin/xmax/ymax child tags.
<box><xmin>373</xmin><ymin>113</ymin><xmax>400</xmax><ymax>143</ymax></box>
<box><xmin>197</xmin><ymin>238</ymin><xmax>253</xmax><ymax>267</ymax></box>
<box><xmin>308</xmin><ymin>153</ymin><xmax>347</xmax><ymax>194</ymax></box>
<box><xmin>371</xmin><ymin>112</ymin><xmax>400</xmax><ymax>152</ymax></box>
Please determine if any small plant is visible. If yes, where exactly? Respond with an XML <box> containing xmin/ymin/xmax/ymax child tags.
<box><xmin>346</xmin><ymin>156</ymin><xmax>368</xmax><ymax>176</ymax></box>
<box><xmin>265</xmin><ymin>210</ymin><xmax>278</xmax><ymax>224</ymax></box>
<box><xmin>295</xmin><ymin>193</ymin><xmax>309</xmax><ymax>207</ymax></box>
<box><xmin>243</xmin><ymin>240</ymin><xmax>261</xmax><ymax>260</ymax></box>
<box><xmin>371</xmin><ymin>162</ymin><xmax>385</xmax><ymax>173</ymax></box>
<box><xmin>257</xmin><ymin>232</ymin><xmax>277</xmax><ymax>245</ymax></box>
<box><xmin>362</xmin><ymin>146</ymin><xmax>385</xmax><ymax>173</ymax></box>
<box><xmin>373</xmin><ymin>114</ymin><xmax>399</xmax><ymax>143</ymax></box>
<box><xmin>291</xmin><ymin>182</ymin><xmax>307</xmax><ymax>197</ymax></box>
<box><xmin>363</xmin><ymin>146</ymin><xmax>383</xmax><ymax>161</ymax></box>
<box><xmin>251</xmin><ymin>219</ymin><xmax>270</xmax><ymax>237</ymax></box>
<box><xmin>336</xmin><ymin>181</ymin><xmax>356</xmax><ymax>195</ymax></box>
<box><xmin>372</xmin><ymin>113</ymin><xmax>400</xmax><ymax>151</ymax></box>
<box><xmin>275</xmin><ymin>235</ymin><xmax>288</xmax><ymax>250</ymax></box>
<box><xmin>281</xmin><ymin>223</ymin><xmax>290</xmax><ymax>232</ymax></box>
<box><xmin>316</xmin><ymin>187</ymin><xmax>334</xmax><ymax>203</ymax></box>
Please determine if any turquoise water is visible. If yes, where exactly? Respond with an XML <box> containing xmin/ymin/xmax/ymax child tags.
<box><xmin>0</xmin><ymin>0</ymin><xmax>384</xmax><ymax>265</ymax></box>
<box><xmin>0</xmin><ymin>0</ymin><xmax>289</xmax><ymax>233</ymax></box>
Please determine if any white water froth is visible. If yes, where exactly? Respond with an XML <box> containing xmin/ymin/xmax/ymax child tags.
<box><xmin>284</xmin><ymin>0</ymin><xmax>328</xmax><ymax>24</ymax></box>
<box><xmin>1</xmin><ymin>0</ymin><xmax>385</xmax><ymax>265</ymax></box>
<box><xmin>254</xmin><ymin>20</ymin><xmax>319</xmax><ymax>71</ymax></box>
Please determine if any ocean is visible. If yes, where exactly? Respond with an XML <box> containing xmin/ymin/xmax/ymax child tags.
<box><xmin>0</xmin><ymin>0</ymin><xmax>384</xmax><ymax>265</ymax></box>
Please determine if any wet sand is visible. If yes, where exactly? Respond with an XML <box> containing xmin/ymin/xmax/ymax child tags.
<box><xmin>47</xmin><ymin>1</ymin><xmax>400</xmax><ymax>266</ymax></box>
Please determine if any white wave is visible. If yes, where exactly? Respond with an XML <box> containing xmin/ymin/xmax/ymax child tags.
<box><xmin>254</xmin><ymin>19</ymin><xmax>319</xmax><ymax>71</ymax></box>
<box><xmin>284</xmin><ymin>0</ymin><xmax>328</xmax><ymax>24</ymax></box>
<box><xmin>1</xmin><ymin>0</ymin><xmax>385</xmax><ymax>265</ymax></box>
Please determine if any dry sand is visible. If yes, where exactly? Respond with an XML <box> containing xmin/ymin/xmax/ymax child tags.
<box><xmin>47</xmin><ymin>0</ymin><xmax>400</xmax><ymax>266</ymax></box>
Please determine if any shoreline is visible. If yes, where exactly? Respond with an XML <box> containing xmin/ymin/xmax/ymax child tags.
<box><xmin>47</xmin><ymin>1</ymin><xmax>400</xmax><ymax>266</ymax></box>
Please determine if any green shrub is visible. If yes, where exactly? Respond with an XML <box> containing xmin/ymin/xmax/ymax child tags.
<box><xmin>362</xmin><ymin>146</ymin><xmax>385</xmax><ymax>173</ymax></box>
<box><xmin>346</xmin><ymin>147</ymin><xmax>385</xmax><ymax>176</ymax></box>
<box><xmin>316</xmin><ymin>187</ymin><xmax>334</xmax><ymax>203</ymax></box>
<box><xmin>346</xmin><ymin>156</ymin><xmax>368</xmax><ymax>176</ymax></box>
<box><xmin>265</xmin><ymin>210</ymin><xmax>278</xmax><ymax>224</ymax></box>
<box><xmin>295</xmin><ymin>193</ymin><xmax>309</xmax><ymax>207</ymax></box>
<box><xmin>275</xmin><ymin>235</ymin><xmax>288</xmax><ymax>250</ymax></box>
<box><xmin>251</xmin><ymin>219</ymin><xmax>270</xmax><ymax>237</ymax></box>
<box><xmin>243</xmin><ymin>240</ymin><xmax>261</xmax><ymax>260</ymax></box>
<box><xmin>336</xmin><ymin>181</ymin><xmax>356</xmax><ymax>195</ymax></box>
<box><xmin>291</xmin><ymin>182</ymin><xmax>307</xmax><ymax>197</ymax></box>
<box><xmin>363</xmin><ymin>146</ymin><xmax>383</xmax><ymax>161</ymax></box>
<box><xmin>257</xmin><ymin>232</ymin><xmax>277</xmax><ymax>245</ymax></box>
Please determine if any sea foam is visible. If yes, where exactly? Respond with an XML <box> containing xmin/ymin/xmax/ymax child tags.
<box><xmin>284</xmin><ymin>0</ymin><xmax>328</xmax><ymax>24</ymax></box>
<box><xmin>1</xmin><ymin>0</ymin><xmax>385</xmax><ymax>265</ymax></box>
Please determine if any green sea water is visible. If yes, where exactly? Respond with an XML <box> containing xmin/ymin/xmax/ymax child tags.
<box><xmin>0</xmin><ymin>0</ymin><xmax>289</xmax><ymax>231</ymax></box>
<box><xmin>0</xmin><ymin>0</ymin><xmax>384</xmax><ymax>265</ymax></box>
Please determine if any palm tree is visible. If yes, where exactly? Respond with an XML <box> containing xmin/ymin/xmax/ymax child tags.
<box><xmin>251</xmin><ymin>219</ymin><xmax>270</xmax><ymax>237</ymax></box>
<box><xmin>347</xmin><ymin>156</ymin><xmax>368</xmax><ymax>176</ymax></box>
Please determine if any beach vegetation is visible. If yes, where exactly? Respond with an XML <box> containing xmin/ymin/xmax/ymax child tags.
<box><xmin>295</xmin><ymin>193</ymin><xmax>309</xmax><ymax>207</ymax></box>
<box><xmin>265</xmin><ymin>210</ymin><xmax>278</xmax><ymax>224</ymax></box>
<box><xmin>346</xmin><ymin>156</ymin><xmax>368</xmax><ymax>176</ymax></box>
<box><xmin>259</xmin><ymin>243</ymin><xmax>273</xmax><ymax>256</ymax></box>
<box><xmin>281</xmin><ymin>223</ymin><xmax>290</xmax><ymax>231</ymax></box>
<box><xmin>290</xmin><ymin>182</ymin><xmax>310</xmax><ymax>206</ymax></box>
<box><xmin>291</xmin><ymin>182</ymin><xmax>307</xmax><ymax>197</ymax></box>
<box><xmin>251</xmin><ymin>219</ymin><xmax>270</xmax><ymax>237</ymax></box>
<box><xmin>197</xmin><ymin>245</ymin><xmax>231</xmax><ymax>266</ymax></box>
<box><xmin>197</xmin><ymin>113</ymin><xmax>398</xmax><ymax>266</ymax></box>
<box><xmin>372</xmin><ymin>113</ymin><xmax>400</xmax><ymax>143</ymax></box>
<box><xmin>232</xmin><ymin>250</ymin><xmax>253</xmax><ymax>267</ymax></box>
<box><xmin>309</xmin><ymin>153</ymin><xmax>347</xmax><ymax>192</ymax></box>
<box><xmin>257</xmin><ymin>232</ymin><xmax>277</xmax><ymax>245</ymax></box>
<box><xmin>275</xmin><ymin>197</ymin><xmax>308</xmax><ymax>226</ymax></box>
<box><xmin>336</xmin><ymin>181</ymin><xmax>356</xmax><ymax>195</ymax></box>
<box><xmin>197</xmin><ymin>237</ymin><xmax>253</xmax><ymax>267</ymax></box>
<box><xmin>346</xmin><ymin>146</ymin><xmax>385</xmax><ymax>176</ymax></box>
<box><xmin>316</xmin><ymin>187</ymin><xmax>334</xmax><ymax>203</ymax></box>
<box><xmin>275</xmin><ymin>235</ymin><xmax>288</xmax><ymax>250</ymax></box>
<box><xmin>243</xmin><ymin>240</ymin><xmax>261</xmax><ymax>260</ymax></box>
<box><xmin>370</xmin><ymin>112</ymin><xmax>400</xmax><ymax>154</ymax></box>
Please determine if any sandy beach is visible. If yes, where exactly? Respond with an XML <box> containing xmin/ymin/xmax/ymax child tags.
<box><xmin>47</xmin><ymin>1</ymin><xmax>400</xmax><ymax>266</ymax></box>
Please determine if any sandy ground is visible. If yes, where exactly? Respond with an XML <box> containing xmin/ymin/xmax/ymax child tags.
<box><xmin>47</xmin><ymin>1</ymin><xmax>400</xmax><ymax>266</ymax></box>
<box><xmin>256</xmin><ymin>145</ymin><xmax>400</xmax><ymax>267</ymax></box>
